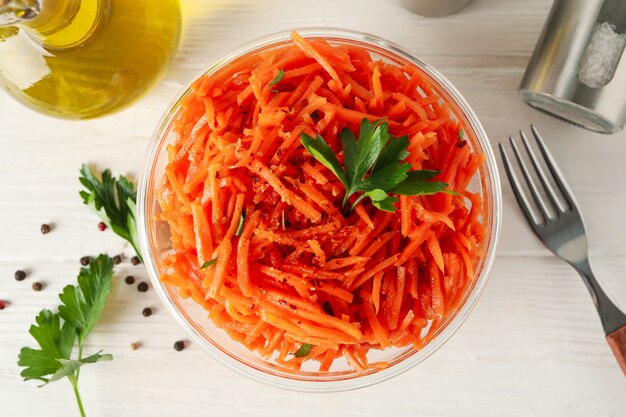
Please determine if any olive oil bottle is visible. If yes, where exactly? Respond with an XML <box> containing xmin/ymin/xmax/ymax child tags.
<box><xmin>0</xmin><ymin>0</ymin><xmax>181</xmax><ymax>119</ymax></box>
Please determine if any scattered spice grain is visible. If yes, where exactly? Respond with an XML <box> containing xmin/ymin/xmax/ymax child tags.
<box><xmin>14</xmin><ymin>270</ymin><xmax>26</xmax><ymax>281</ymax></box>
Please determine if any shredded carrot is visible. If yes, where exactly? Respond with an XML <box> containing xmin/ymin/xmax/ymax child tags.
<box><xmin>156</xmin><ymin>30</ymin><xmax>488</xmax><ymax>373</ymax></box>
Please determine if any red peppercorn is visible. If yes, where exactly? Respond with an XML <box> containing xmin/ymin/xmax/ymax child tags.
<box><xmin>0</xmin><ymin>300</ymin><xmax>6</xmax><ymax>310</ymax></box>
<box><xmin>98</xmin><ymin>222</ymin><xmax>106</xmax><ymax>231</ymax></box>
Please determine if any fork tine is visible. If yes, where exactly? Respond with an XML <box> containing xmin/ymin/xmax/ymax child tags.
<box><xmin>508</xmin><ymin>135</ymin><xmax>553</xmax><ymax>221</ymax></box>
<box><xmin>530</xmin><ymin>125</ymin><xmax>574</xmax><ymax>210</ymax></box>
<box><xmin>499</xmin><ymin>142</ymin><xmax>544</xmax><ymax>226</ymax></box>
<box><xmin>519</xmin><ymin>129</ymin><xmax>565</xmax><ymax>212</ymax></box>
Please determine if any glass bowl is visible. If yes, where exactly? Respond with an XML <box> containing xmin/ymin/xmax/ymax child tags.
<box><xmin>137</xmin><ymin>28</ymin><xmax>502</xmax><ymax>392</ymax></box>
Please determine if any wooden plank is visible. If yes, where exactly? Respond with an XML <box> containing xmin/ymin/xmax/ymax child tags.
<box><xmin>2</xmin><ymin>0</ymin><xmax>626</xmax><ymax>415</ymax></box>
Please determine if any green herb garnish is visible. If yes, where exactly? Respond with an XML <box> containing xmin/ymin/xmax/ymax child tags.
<box><xmin>79</xmin><ymin>165</ymin><xmax>142</xmax><ymax>263</ymax></box>
<box><xmin>300</xmin><ymin>118</ymin><xmax>455</xmax><ymax>213</ymax></box>
<box><xmin>18</xmin><ymin>255</ymin><xmax>115</xmax><ymax>417</ymax></box>
<box><xmin>294</xmin><ymin>343</ymin><xmax>312</xmax><ymax>358</ymax></box>
<box><xmin>201</xmin><ymin>258</ymin><xmax>218</xmax><ymax>269</ymax></box>
<box><xmin>235</xmin><ymin>210</ymin><xmax>246</xmax><ymax>236</ymax></box>
<box><xmin>269</xmin><ymin>69</ymin><xmax>284</xmax><ymax>87</ymax></box>
<box><xmin>458</xmin><ymin>128</ymin><xmax>465</xmax><ymax>140</ymax></box>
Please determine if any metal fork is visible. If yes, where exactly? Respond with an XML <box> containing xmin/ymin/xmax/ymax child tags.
<box><xmin>499</xmin><ymin>126</ymin><xmax>626</xmax><ymax>375</ymax></box>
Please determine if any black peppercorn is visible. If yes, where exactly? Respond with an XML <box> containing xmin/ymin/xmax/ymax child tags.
<box><xmin>112</xmin><ymin>255</ymin><xmax>122</xmax><ymax>265</ymax></box>
<box><xmin>173</xmin><ymin>340</ymin><xmax>185</xmax><ymax>351</ymax></box>
<box><xmin>32</xmin><ymin>282</ymin><xmax>43</xmax><ymax>292</ymax></box>
<box><xmin>130</xmin><ymin>256</ymin><xmax>141</xmax><ymax>265</ymax></box>
<box><xmin>142</xmin><ymin>307</ymin><xmax>152</xmax><ymax>317</ymax></box>
<box><xmin>137</xmin><ymin>282</ymin><xmax>149</xmax><ymax>292</ymax></box>
<box><xmin>124</xmin><ymin>275</ymin><xmax>135</xmax><ymax>285</ymax></box>
<box><xmin>80</xmin><ymin>256</ymin><xmax>90</xmax><ymax>266</ymax></box>
<box><xmin>40</xmin><ymin>223</ymin><xmax>51</xmax><ymax>234</ymax></box>
<box><xmin>14</xmin><ymin>270</ymin><xmax>26</xmax><ymax>281</ymax></box>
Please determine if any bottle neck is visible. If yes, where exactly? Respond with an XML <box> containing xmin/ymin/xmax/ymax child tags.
<box><xmin>2</xmin><ymin>0</ymin><xmax>103</xmax><ymax>48</ymax></box>
<box><xmin>0</xmin><ymin>0</ymin><xmax>41</xmax><ymax>26</ymax></box>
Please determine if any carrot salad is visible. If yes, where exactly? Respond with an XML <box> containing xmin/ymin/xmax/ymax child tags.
<box><xmin>156</xmin><ymin>30</ymin><xmax>487</xmax><ymax>372</ymax></box>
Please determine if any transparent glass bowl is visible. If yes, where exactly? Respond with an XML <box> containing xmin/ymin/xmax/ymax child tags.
<box><xmin>137</xmin><ymin>28</ymin><xmax>502</xmax><ymax>392</ymax></box>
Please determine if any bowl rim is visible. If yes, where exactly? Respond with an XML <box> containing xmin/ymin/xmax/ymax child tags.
<box><xmin>137</xmin><ymin>27</ymin><xmax>502</xmax><ymax>392</ymax></box>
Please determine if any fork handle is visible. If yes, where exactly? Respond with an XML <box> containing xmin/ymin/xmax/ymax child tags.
<box><xmin>607</xmin><ymin>326</ymin><xmax>626</xmax><ymax>375</ymax></box>
<box><xmin>575</xmin><ymin>264</ymin><xmax>626</xmax><ymax>335</ymax></box>
<box><xmin>575</xmin><ymin>264</ymin><xmax>626</xmax><ymax>375</ymax></box>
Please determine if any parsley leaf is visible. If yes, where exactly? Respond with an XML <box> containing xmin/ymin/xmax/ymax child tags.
<box><xmin>18</xmin><ymin>255</ymin><xmax>115</xmax><ymax>417</ymax></box>
<box><xmin>390</xmin><ymin>171</ymin><xmax>458</xmax><ymax>196</ymax></box>
<box><xmin>235</xmin><ymin>210</ymin><xmax>246</xmax><ymax>236</ymax></box>
<box><xmin>46</xmin><ymin>352</ymin><xmax>113</xmax><ymax>386</ymax></box>
<box><xmin>17</xmin><ymin>309</ymin><xmax>76</xmax><ymax>383</ymax></box>
<box><xmin>294</xmin><ymin>343</ymin><xmax>312</xmax><ymax>358</ymax></box>
<box><xmin>269</xmin><ymin>69</ymin><xmax>284</xmax><ymax>86</ymax></box>
<box><xmin>300</xmin><ymin>118</ymin><xmax>454</xmax><ymax>213</ymax></box>
<box><xmin>201</xmin><ymin>258</ymin><xmax>218</xmax><ymax>269</ymax></box>
<box><xmin>79</xmin><ymin>164</ymin><xmax>142</xmax><ymax>263</ymax></box>
<box><xmin>58</xmin><ymin>255</ymin><xmax>113</xmax><ymax>347</ymax></box>
<box><xmin>300</xmin><ymin>133</ymin><xmax>348</xmax><ymax>189</ymax></box>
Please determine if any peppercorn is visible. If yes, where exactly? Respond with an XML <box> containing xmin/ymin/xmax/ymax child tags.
<box><xmin>40</xmin><ymin>223</ymin><xmax>51</xmax><ymax>234</ymax></box>
<box><xmin>142</xmin><ymin>307</ymin><xmax>152</xmax><ymax>317</ymax></box>
<box><xmin>32</xmin><ymin>282</ymin><xmax>43</xmax><ymax>292</ymax></box>
<box><xmin>130</xmin><ymin>256</ymin><xmax>141</xmax><ymax>265</ymax></box>
<box><xmin>98</xmin><ymin>221</ymin><xmax>106</xmax><ymax>231</ymax></box>
<box><xmin>137</xmin><ymin>282</ymin><xmax>149</xmax><ymax>292</ymax></box>
<box><xmin>129</xmin><ymin>342</ymin><xmax>139</xmax><ymax>351</ymax></box>
<box><xmin>112</xmin><ymin>255</ymin><xmax>122</xmax><ymax>265</ymax></box>
<box><xmin>124</xmin><ymin>275</ymin><xmax>135</xmax><ymax>285</ymax></box>
<box><xmin>80</xmin><ymin>256</ymin><xmax>90</xmax><ymax>266</ymax></box>
<box><xmin>173</xmin><ymin>340</ymin><xmax>185</xmax><ymax>351</ymax></box>
<box><xmin>14</xmin><ymin>270</ymin><xmax>26</xmax><ymax>281</ymax></box>
<box><xmin>0</xmin><ymin>300</ymin><xmax>6</xmax><ymax>310</ymax></box>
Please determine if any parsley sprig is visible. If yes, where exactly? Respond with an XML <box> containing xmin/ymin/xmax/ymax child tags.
<box><xmin>294</xmin><ymin>343</ymin><xmax>312</xmax><ymax>357</ymax></box>
<box><xmin>79</xmin><ymin>164</ymin><xmax>142</xmax><ymax>263</ymax></box>
<box><xmin>300</xmin><ymin>118</ymin><xmax>454</xmax><ymax>213</ymax></box>
<box><xmin>18</xmin><ymin>255</ymin><xmax>115</xmax><ymax>417</ymax></box>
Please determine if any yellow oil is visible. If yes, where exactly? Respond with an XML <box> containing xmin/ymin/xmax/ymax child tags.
<box><xmin>0</xmin><ymin>0</ymin><xmax>181</xmax><ymax>119</ymax></box>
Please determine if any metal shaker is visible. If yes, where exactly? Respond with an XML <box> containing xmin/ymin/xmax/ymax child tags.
<box><xmin>519</xmin><ymin>0</ymin><xmax>626</xmax><ymax>134</ymax></box>
<box><xmin>401</xmin><ymin>0</ymin><xmax>474</xmax><ymax>17</ymax></box>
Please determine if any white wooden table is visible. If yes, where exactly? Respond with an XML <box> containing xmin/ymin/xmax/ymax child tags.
<box><xmin>1</xmin><ymin>0</ymin><xmax>625</xmax><ymax>415</ymax></box>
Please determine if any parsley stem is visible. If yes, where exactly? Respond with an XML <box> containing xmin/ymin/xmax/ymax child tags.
<box><xmin>341</xmin><ymin>193</ymin><xmax>351</xmax><ymax>210</ymax></box>
<box><xmin>348</xmin><ymin>193</ymin><xmax>367</xmax><ymax>214</ymax></box>
<box><xmin>69</xmin><ymin>376</ymin><xmax>87</xmax><ymax>417</ymax></box>
<box><xmin>75</xmin><ymin>343</ymin><xmax>84</xmax><ymax>380</ymax></box>
<box><xmin>129</xmin><ymin>242</ymin><xmax>143</xmax><ymax>264</ymax></box>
